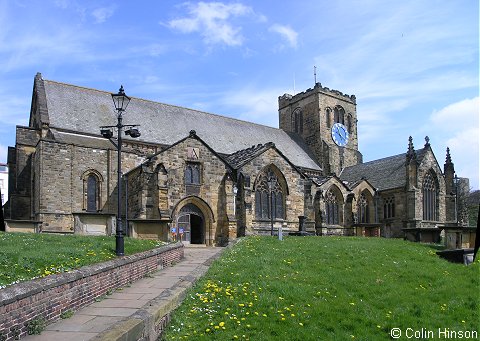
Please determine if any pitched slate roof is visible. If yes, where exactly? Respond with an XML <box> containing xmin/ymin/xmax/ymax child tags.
<box><xmin>340</xmin><ymin>148</ymin><xmax>427</xmax><ymax>191</ymax></box>
<box><xmin>41</xmin><ymin>78</ymin><xmax>321</xmax><ymax>171</ymax></box>
<box><xmin>225</xmin><ymin>143</ymin><xmax>272</xmax><ymax>169</ymax></box>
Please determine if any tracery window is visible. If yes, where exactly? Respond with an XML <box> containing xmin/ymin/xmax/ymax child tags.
<box><xmin>185</xmin><ymin>163</ymin><xmax>201</xmax><ymax>185</ymax></box>
<box><xmin>383</xmin><ymin>196</ymin><xmax>395</xmax><ymax>219</ymax></box>
<box><xmin>358</xmin><ymin>193</ymin><xmax>369</xmax><ymax>223</ymax></box>
<box><xmin>292</xmin><ymin>108</ymin><xmax>303</xmax><ymax>134</ymax></box>
<box><xmin>255</xmin><ymin>170</ymin><xmax>284</xmax><ymax>220</ymax></box>
<box><xmin>423</xmin><ymin>172</ymin><xmax>438</xmax><ymax>221</ymax></box>
<box><xmin>325</xmin><ymin>189</ymin><xmax>339</xmax><ymax>225</ymax></box>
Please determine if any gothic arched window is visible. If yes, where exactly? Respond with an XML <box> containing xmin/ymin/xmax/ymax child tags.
<box><xmin>82</xmin><ymin>170</ymin><xmax>102</xmax><ymax>212</ymax></box>
<box><xmin>358</xmin><ymin>193</ymin><xmax>369</xmax><ymax>223</ymax></box>
<box><xmin>325</xmin><ymin>189</ymin><xmax>339</xmax><ymax>225</ymax></box>
<box><xmin>255</xmin><ymin>169</ymin><xmax>284</xmax><ymax>220</ymax></box>
<box><xmin>326</xmin><ymin>108</ymin><xmax>332</xmax><ymax>128</ymax></box>
<box><xmin>87</xmin><ymin>175</ymin><xmax>97</xmax><ymax>212</ymax></box>
<box><xmin>185</xmin><ymin>163</ymin><xmax>201</xmax><ymax>185</ymax></box>
<box><xmin>334</xmin><ymin>106</ymin><xmax>345</xmax><ymax>125</ymax></box>
<box><xmin>383</xmin><ymin>196</ymin><xmax>395</xmax><ymax>219</ymax></box>
<box><xmin>347</xmin><ymin>114</ymin><xmax>353</xmax><ymax>134</ymax></box>
<box><xmin>292</xmin><ymin>108</ymin><xmax>303</xmax><ymax>134</ymax></box>
<box><xmin>423</xmin><ymin>172</ymin><xmax>438</xmax><ymax>221</ymax></box>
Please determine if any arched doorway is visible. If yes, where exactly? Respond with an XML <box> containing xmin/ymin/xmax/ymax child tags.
<box><xmin>177</xmin><ymin>203</ymin><xmax>205</xmax><ymax>244</ymax></box>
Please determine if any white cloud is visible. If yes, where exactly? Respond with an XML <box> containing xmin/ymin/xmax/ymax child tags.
<box><xmin>429</xmin><ymin>97</ymin><xmax>479</xmax><ymax>190</ymax></box>
<box><xmin>92</xmin><ymin>6</ymin><xmax>116</xmax><ymax>24</ymax></box>
<box><xmin>269</xmin><ymin>24</ymin><xmax>298</xmax><ymax>48</ymax></box>
<box><xmin>430</xmin><ymin>97</ymin><xmax>479</xmax><ymax>129</ymax></box>
<box><xmin>167</xmin><ymin>2</ymin><xmax>253</xmax><ymax>46</ymax></box>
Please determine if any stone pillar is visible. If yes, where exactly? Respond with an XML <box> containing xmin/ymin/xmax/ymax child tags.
<box><xmin>443</xmin><ymin>147</ymin><xmax>457</xmax><ymax>223</ymax></box>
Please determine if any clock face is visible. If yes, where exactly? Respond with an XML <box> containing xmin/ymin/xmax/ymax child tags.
<box><xmin>331</xmin><ymin>123</ymin><xmax>349</xmax><ymax>147</ymax></box>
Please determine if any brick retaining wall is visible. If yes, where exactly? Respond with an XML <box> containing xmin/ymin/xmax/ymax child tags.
<box><xmin>0</xmin><ymin>242</ymin><xmax>184</xmax><ymax>341</ymax></box>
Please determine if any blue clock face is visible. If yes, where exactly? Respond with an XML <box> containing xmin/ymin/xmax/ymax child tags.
<box><xmin>331</xmin><ymin>123</ymin><xmax>349</xmax><ymax>147</ymax></box>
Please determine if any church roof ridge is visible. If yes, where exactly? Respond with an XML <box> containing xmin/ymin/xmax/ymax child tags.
<box><xmin>43</xmin><ymin>78</ymin><xmax>282</xmax><ymax>133</ymax></box>
<box><xmin>45</xmin><ymin>79</ymin><xmax>112</xmax><ymax>96</ymax></box>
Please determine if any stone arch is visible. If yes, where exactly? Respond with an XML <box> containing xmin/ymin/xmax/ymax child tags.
<box><xmin>291</xmin><ymin>107</ymin><xmax>303</xmax><ymax>134</ymax></box>
<box><xmin>422</xmin><ymin>169</ymin><xmax>440</xmax><ymax>221</ymax></box>
<box><xmin>81</xmin><ymin>169</ymin><xmax>103</xmax><ymax>212</ymax></box>
<box><xmin>172</xmin><ymin>196</ymin><xmax>215</xmax><ymax>245</ymax></box>
<box><xmin>334</xmin><ymin>105</ymin><xmax>345</xmax><ymax>125</ymax></box>
<box><xmin>347</xmin><ymin>113</ymin><xmax>353</xmax><ymax>134</ymax></box>
<box><xmin>253</xmin><ymin>164</ymin><xmax>289</xmax><ymax>195</ymax></box>
<box><xmin>324</xmin><ymin>184</ymin><xmax>345</xmax><ymax>225</ymax></box>
<box><xmin>326</xmin><ymin>107</ymin><xmax>332</xmax><ymax>128</ymax></box>
<box><xmin>357</xmin><ymin>189</ymin><xmax>374</xmax><ymax>223</ymax></box>
<box><xmin>253</xmin><ymin>164</ymin><xmax>289</xmax><ymax>221</ymax></box>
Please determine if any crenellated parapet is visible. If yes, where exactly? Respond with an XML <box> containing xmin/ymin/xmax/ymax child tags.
<box><xmin>278</xmin><ymin>82</ymin><xmax>356</xmax><ymax>109</ymax></box>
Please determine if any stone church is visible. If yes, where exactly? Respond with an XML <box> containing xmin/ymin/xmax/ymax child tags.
<box><xmin>5</xmin><ymin>73</ymin><xmax>463</xmax><ymax>245</ymax></box>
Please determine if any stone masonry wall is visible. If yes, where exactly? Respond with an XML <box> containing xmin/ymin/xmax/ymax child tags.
<box><xmin>0</xmin><ymin>243</ymin><xmax>184</xmax><ymax>341</ymax></box>
<box><xmin>36</xmin><ymin>139</ymin><xmax>145</xmax><ymax>232</ymax></box>
<box><xmin>7</xmin><ymin>127</ymin><xmax>40</xmax><ymax>220</ymax></box>
<box><xmin>236</xmin><ymin>147</ymin><xmax>308</xmax><ymax>233</ymax></box>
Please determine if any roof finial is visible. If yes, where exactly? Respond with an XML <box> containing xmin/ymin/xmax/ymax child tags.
<box><xmin>424</xmin><ymin>136</ymin><xmax>430</xmax><ymax>147</ymax></box>
<box><xmin>406</xmin><ymin>136</ymin><xmax>417</xmax><ymax>161</ymax></box>
<box><xmin>445</xmin><ymin>147</ymin><xmax>452</xmax><ymax>164</ymax></box>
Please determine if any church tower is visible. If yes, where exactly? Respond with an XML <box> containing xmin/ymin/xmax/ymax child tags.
<box><xmin>278</xmin><ymin>82</ymin><xmax>362</xmax><ymax>175</ymax></box>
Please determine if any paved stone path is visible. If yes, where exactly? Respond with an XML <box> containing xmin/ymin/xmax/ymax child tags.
<box><xmin>23</xmin><ymin>246</ymin><xmax>224</xmax><ymax>341</ymax></box>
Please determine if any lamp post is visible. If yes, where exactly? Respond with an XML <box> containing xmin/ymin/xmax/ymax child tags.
<box><xmin>100</xmin><ymin>86</ymin><xmax>141</xmax><ymax>256</ymax></box>
<box><xmin>267</xmin><ymin>174</ymin><xmax>275</xmax><ymax>236</ymax></box>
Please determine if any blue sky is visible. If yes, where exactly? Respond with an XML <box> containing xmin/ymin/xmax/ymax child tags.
<box><xmin>0</xmin><ymin>0</ymin><xmax>478</xmax><ymax>189</ymax></box>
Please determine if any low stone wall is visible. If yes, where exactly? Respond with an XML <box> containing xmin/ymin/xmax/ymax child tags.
<box><xmin>0</xmin><ymin>242</ymin><xmax>184</xmax><ymax>341</ymax></box>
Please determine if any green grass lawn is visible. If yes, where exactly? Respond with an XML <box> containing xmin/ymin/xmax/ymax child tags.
<box><xmin>0</xmin><ymin>232</ymin><xmax>166</xmax><ymax>289</ymax></box>
<box><xmin>163</xmin><ymin>236</ymin><xmax>479</xmax><ymax>341</ymax></box>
